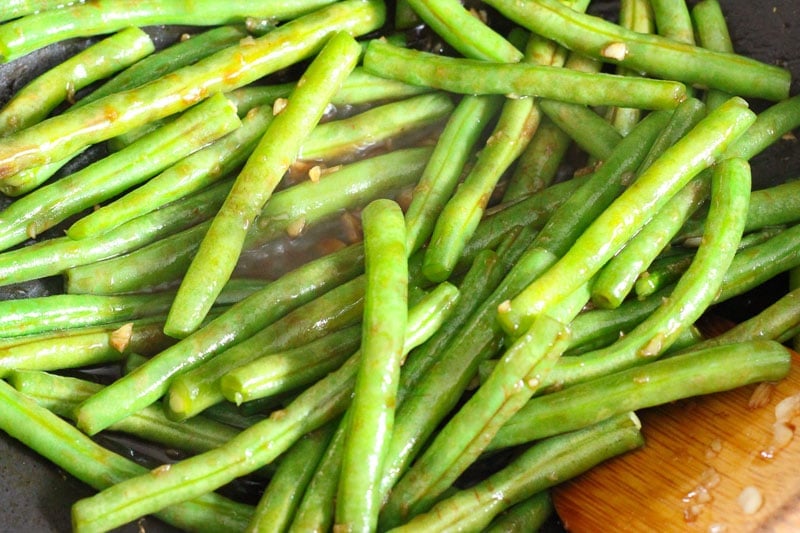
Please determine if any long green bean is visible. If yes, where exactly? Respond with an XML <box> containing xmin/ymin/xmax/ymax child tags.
<box><xmin>165</xmin><ymin>32</ymin><xmax>362</xmax><ymax>338</ymax></box>
<box><xmin>482</xmin><ymin>0</ymin><xmax>790</xmax><ymax>101</ymax></box>
<box><xmin>497</xmin><ymin>97</ymin><xmax>755</xmax><ymax>335</ymax></box>
<box><xmin>1</xmin><ymin>0</ymin><xmax>84</xmax><ymax>23</ymax></box>
<box><xmin>70</xmin><ymin>283</ymin><xmax>458</xmax><ymax>532</ymax></box>
<box><xmin>337</xmin><ymin>199</ymin><xmax>408</xmax><ymax>532</ymax></box>
<box><xmin>363</xmin><ymin>39</ymin><xmax>687</xmax><ymax>110</ymax></box>
<box><xmin>76</xmin><ymin>25</ymin><xmax>248</xmax><ymax>108</ymax></box>
<box><xmin>691</xmin><ymin>0</ymin><xmax>734</xmax><ymax>110</ymax></box>
<box><xmin>73</xmin><ymin>243</ymin><xmax>365</xmax><ymax>436</ymax></box>
<box><xmin>0</xmin><ymin>0</ymin><xmax>340</xmax><ymax>62</ymax></box>
<box><xmin>0</xmin><ymin>0</ymin><xmax>384</xmax><ymax>178</ymax></box>
<box><xmin>0</xmin><ymin>27</ymin><xmax>154</xmax><ymax>136</ymax></box>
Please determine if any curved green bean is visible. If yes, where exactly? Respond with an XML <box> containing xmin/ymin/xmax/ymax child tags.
<box><xmin>165</xmin><ymin>32</ymin><xmax>362</xmax><ymax>338</ymax></box>
<box><xmin>0</xmin><ymin>380</ymin><xmax>254</xmax><ymax>532</ymax></box>
<box><xmin>492</xmin><ymin>340</ymin><xmax>789</xmax><ymax>450</ymax></box>
<box><xmin>484</xmin><ymin>491</ymin><xmax>554</xmax><ymax>533</ymax></box>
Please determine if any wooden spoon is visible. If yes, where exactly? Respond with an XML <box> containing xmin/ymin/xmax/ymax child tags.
<box><xmin>552</xmin><ymin>349</ymin><xmax>800</xmax><ymax>532</ymax></box>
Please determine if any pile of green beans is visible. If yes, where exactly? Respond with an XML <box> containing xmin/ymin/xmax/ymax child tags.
<box><xmin>0</xmin><ymin>1</ymin><xmax>797</xmax><ymax>532</ymax></box>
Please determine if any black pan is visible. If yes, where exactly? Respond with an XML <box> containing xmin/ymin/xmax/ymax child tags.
<box><xmin>0</xmin><ymin>1</ymin><xmax>798</xmax><ymax>531</ymax></box>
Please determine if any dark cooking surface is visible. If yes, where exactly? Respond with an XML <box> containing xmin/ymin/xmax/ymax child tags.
<box><xmin>0</xmin><ymin>1</ymin><xmax>798</xmax><ymax>532</ymax></box>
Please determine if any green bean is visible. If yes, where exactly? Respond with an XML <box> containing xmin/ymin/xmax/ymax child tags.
<box><xmin>538</xmin><ymin>99</ymin><xmax>622</xmax><ymax>161</ymax></box>
<box><xmin>376</xmin><ymin>240</ymin><xmax>556</xmax><ymax>505</ymax></box>
<box><xmin>545</xmin><ymin>157</ymin><xmax>751</xmax><ymax>390</ymax></box>
<box><xmin>248</xmin><ymin>423</ymin><xmax>335</xmax><ymax>533</ymax></box>
<box><xmin>8</xmin><ymin>370</ymin><xmax>241</xmax><ymax>454</ymax></box>
<box><xmin>381</xmin><ymin>285</ymin><xmax>588</xmax><ymax>525</ymax></box>
<box><xmin>165</xmin><ymin>32</ymin><xmax>362</xmax><ymax>338</ymax></box>
<box><xmin>686</xmin><ymin>289</ymin><xmax>800</xmax><ymax>353</ymax></box>
<box><xmin>76</xmin><ymin>26</ymin><xmax>248</xmax><ymax>108</ymax></box>
<box><xmin>288</xmin><ymin>416</ymin><xmax>348</xmax><ymax>532</ymax></box>
<box><xmin>363</xmin><ymin>39</ymin><xmax>687</xmax><ymax>110</ymax></box>
<box><xmin>482</xmin><ymin>0</ymin><xmax>790</xmax><ymax>101</ymax></box>
<box><xmin>221</xmin><ymin>325</ymin><xmax>361</xmax><ymax>405</ymax></box>
<box><xmin>497</xmin><ymin>97</ymin><xmax>756</xmax><ymax>335</ymax></box>
<box><xmin>67</xmin><ymin>105</ymin><xmax>274</xmax><ymax>239</ymax></box>
<box><xmin>484</xmin><ymin>491</ymin><xmax>554</xmax><ymax>533</ymax></box>
<box><xmin>0</xmin><ymin>0</ymin><xmax>341</xmax><ymax>62</ymax></box>
<box><xmin>0</xmin><ymin>155</ymin><xmax>77</xmax><ymax>197</ymax></box>
<box><xmin>502</xmin><ymin>116</ymin><xmax>571</xmax><ymax>202</ymax></box>
<box><xmin>0</xmin><ymin>292</ymin><xmax>176</xmax><ymax>338</ymax></box>
<box><xmin>332</xmin><ymin>67</ymin><xmax>432</xmax><ymax>105</ymax></box>
<box><xmin>0</xmin><ymin>0</ymin><xmax>384</xmax><ymax>178</ymax></box>
<box><xmin>592</xmin><ymin>174</ymin><xmax>710</xmax><ymax>309</ymax></box>
<box><xmin>70</xmin><ymin>283</ymin><xmax>458</xmax><ymax>532</ymax></box>
<box><xmin>603</xmin><ymin>0</ymin><xmax>655</xmax><ymax>135</ymax></box>
<box><xmin>2</xmin><ymin>0</ymin><xmax>83</xmax><ymax>23</ymax></box>
<box><xmin>651</xmin><ymin>0</ymin><xmax>695</xmax><ymax>45</ymax></box>
<box><xmin>336</xmin><ymin>199</ymin><xmax>408</xmax><ymax>532</ymax></box>
<box><xmin>0</xmin><ymin>317</ymin><xmax>173</xmax><ymax>377</ymax></box>
<box><xmin>298</xmin><ymin>92</ymin><xmax>453</xmax><ymax>163</ymax></box>
<box><xmin>691</xmin><ymin>0</ymin><xmax>734</xmax><ymax>110</ymax></box>
<box><xmin>0</xmin><ymin>28</ymin><xmax>154</xmax><ymax>136</ymax></box>
<box><xmin>73</xmin><ymin>242</ymin><xmax>365</xmax><ymax>436</ymax></box>
<box><xmin>166</xmin><ymin>275</ymin><xmax>367</xmax><ymax>421</ymax></box>
<box><xmin>390</xmin><ymin>413</ymin><xmax>643</xmax><ymax>531</ymax></box>
<box><xmin>493</xmin><ymin>340</ymin><xmax>790</xmax><ymax>451</ymax></box>
<box><xmin>726</xmin><ymin>94</ymin><xmax>800</xmax><ymax>161</ymax></box>
<box><xmin>636</xmin><ymin>98</ymin><xmax>708</xmax><ymax>174</ymax></box>
<box><xmin>0</xmin><ymin>380</ymin><xmax>254</xmax><ymax>532</ymax></box>
<box><xmin>0</xmin><ymin>93</ymin><xmax>241</xmax><ymax>252</ymax></box>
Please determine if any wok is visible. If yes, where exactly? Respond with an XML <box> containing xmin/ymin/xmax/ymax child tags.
<box><xmin>0</xmin><ymin>1</ymin><xmax>798</xmax><ymax>531</ymax></box>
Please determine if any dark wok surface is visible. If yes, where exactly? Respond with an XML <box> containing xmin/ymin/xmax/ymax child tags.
<box><xmin>0</xmin><ymin>1</ymin><xmax>798</xmax><ymax>531</ymax></box>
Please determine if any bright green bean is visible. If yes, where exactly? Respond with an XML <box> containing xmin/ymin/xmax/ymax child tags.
<box><xmin>165</xmin><ymin>32</ymin><xmax>362</xmax><ymax>338</ymax></box>
<box><xmin>0</xmin><ymin>28</ymin><xmax>154</xmax><ymax>136</ymax></box>
<box><xmin>8</xmin><ymin>370</ymin><xmax>241</xmax><ymax>454</ymax></box>
<box><xmin>221</xmin><ymin>326</ymin><xmax>361</xmax><ymax>405</ymax></box>
<box><xmin>0</xmin><ymin>0</ymin><xmax>340</xmax><ymax>62</ymax></box>
<box><xmin>545</xmin><ymin>157</ymin><xmax>751</xmax><ymax>389</ymax></box>
<box><xmin>336</xmin><ymin>199</ymin><xmax>408</xmax><ymax>532</ymax></box>
<box><xmin>538</xmin><ymin>99</ymin><xmax>622</xmax><ymax>161</ymax></box>
<box><xmin>691</xmin><ymin>0</ymin><xmax>734</xmax><ymax>110</ymax></box>
<box><xmin>389</xmin><ymin>413</ymin><xmax>643</xmax><ymax>531</ymax></box>
<box><xmin>363</xmin><ymin>39</ymin><xmax>688</xmax><ymax>110</ymax></box>
<box><xmin>76</xmin><ymin>25</ymin><xmax>248</xmax><ymax>107</ymax></box>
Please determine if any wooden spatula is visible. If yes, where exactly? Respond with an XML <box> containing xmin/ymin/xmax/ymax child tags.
<box><xmin>552</xmin><ymin>349</ymin><xmax>800</xmax><ymax>532</ymax></box>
